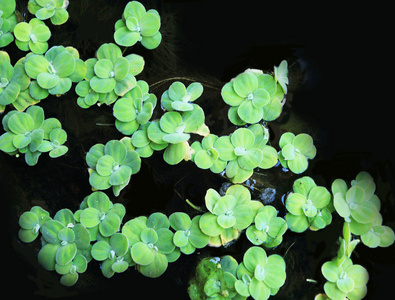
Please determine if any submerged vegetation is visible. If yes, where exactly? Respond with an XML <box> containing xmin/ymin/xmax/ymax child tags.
<box><xmin>1</xmin><ymin>0</ymin><xmax>394</xmax><ymax>299</ymax></box>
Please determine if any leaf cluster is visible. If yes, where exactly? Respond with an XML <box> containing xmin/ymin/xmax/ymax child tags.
<box><xmin>246</xmin><ymin>204</ymin><xmax>288</xmax><ymax>248</ymax></box>
<box><xmin>0</xmin><ymin>0</ymin><xmax>17</xmax><ymax>48</ymax></box>
<box><xmin>278</xmin><ymin>132</ymin><xmax>316</xmax><ymax>174</ymax></box>
<box><xmin>221</xmin><ymin>64</ymin><xmax>287</xmax><ymax>126</ymax></box>
<box><xmin>85</xmin><ymin>138</ymin><xmax>141</xmax><ymax>196</ymax></box>
<box><xmin>14</xmin><ymin>18</ymin><xmax>51</xmax><ymax>54</ymax></box>
<box><xmin>114</xmin><ymin>1</ymin><xmax>161</xmax><ymax>50</ymax></box>
<box><xmin>28</xmin><ymin>0</ymin><xmax>69</xmax><ymax>25</ymax></box>
<box><xmin>332</xmin><ymin>171</ymin><xmax>395</xmax><ymax>248</ymax></box>
<box><xmin>199</xmin><ymin>185</ymin><xmax>255</xmax><ymax>247</ymax></box>
<box><xmin>195</xmin><ymin>124</ymin><xmax>278</xmax><ymax>183</ymax></box>
<box><xmin>19</xmin><ymin>206</ymin><xmax>91</xmax><ymax>286</ymax></box>
<box><xmin>285</xmin><ymin>176</ymin><xmax>333</xmax><ymax>233</ymax></box>
<box><xmin>0</xmin><ymin>105</ymin><xmax>68</xmax><ymax>165</ymax></box>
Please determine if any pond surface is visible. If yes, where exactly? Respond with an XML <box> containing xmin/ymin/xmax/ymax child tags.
<box><xmin>2</xmin><ymin>1</ymin><xmax>394</xmax><ymax>299</ymax></box>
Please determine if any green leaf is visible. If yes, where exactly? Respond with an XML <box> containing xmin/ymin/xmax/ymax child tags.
<box><xmin>140</xmin><ymin>31</ymin><xmax>162</xmax><ymax>49</ymax></box>
<box><xmin>96</xmin><ymin>155</ymin><xmax>115</xmax><ymax>176</ymax></box>
<box><xmin>114</xmin><ymin>27</ymin><xmax>140</xmax><ymax>47</ymax></box>
<box><xmin>94</xmin><ymin>59</ymin><xmax>113</xmax><ymax>79</ymax></box>
<box><xmin>287</xmin><ymin>153</ymin><xmax>308</xmax><ymax>174</ymax></box>
<box><xmin>51</xmin><ymin>8</ymin><xmax>69</xmax><ymax>25</ymax></box>
<box><xmin>285</xmin><ymin>213</ymin><xmax>309</xmax><ymax>233</ymax></box>
<box><xmin>250</xmin><ymin>277</ymin><xmax>270</xmax><ymax>300</ymax></box>
<box><xmin>56</xmin><ymin>243</ymin><xmax>77</xmax><ymax>266</ymax></box>
<box><xmin>233</xmin><ymin>72</ymin><xmax>258</xmax><ymax>98</ymax></box>
<box><xmin>109</xmin><ymin>164</ymin><xmax>132</xmax><ymax>185</ymax></box>
<box><xmin>100</xmin><ymin>213</ymin><xmax>121</xmax><ymax>237</ymax></box>
<box><xmin>114</xmin><ymin>57</ymin><xmax>130</xmax><ymax>81</ymax></box>
<box><xmin>53</xmin><ymin>52</ymin><xmax>75</xmax><ymax>77</ymax></box>
<box><xmin>131</xmin><ymin>242</ymin><xmax>155</xmax><ymax>265</ymax></box>
<box><xmin>274</xmin><ymin>60</ymin><xmax>289</xmax><ymax>94</ymax></box>
<box><xmin>163</xmin><ymin>142</ymin><xmax>187</xmax><ymax>165</ymax></box>
<box><xmin>237</xmin><ymin>99</ymin><xmax>263</xmax><ymax>124</ymax></box>
<box><xmin>80</xmin><ymin>207</ymin><xmax>101</xmax><ymax>228</ymax></box>
<box><xmin>231</xmin><ymin>128</ymin><xmax>255</xmax><ymax>149</ymax></box>
<box><xmin>139</xmin><ymin>252</ymin><xmax>168</xmax><ymax>278</ymax></box>
<box><xmin>14</xmin><ymin>22</ymin><xmax>32</xmax><ymax>42</ymax></box>
<box><xmin>286</xmin><ymin>193</ymin><xmax>306</xmax><ymax>216</ymax></box>
<box><xmin>169</xmin><ymin>212</ymin><xmax>191</xmax><ymax>231</ymax></box>
<box><xmin>8</xmin><ymin>112</ymin><xmax>34</xmax><ymax>134</ymax></box>
<box><xmin>37</xmin><ymin>72</ymin><xmax>59</xmax><ymax>89</ymax></box>
<box><xmin>90</xmin><ymin>76</ymin><xmax>116</xmax><ymax>93</ymax></box>
<box><xmin>105</xmin><ymin>140</ymin><xmax>127</xmax><ymax>164</ymax></box>
<box><xmin>221</xmin><ymin>81</ymin><xmax>244</xmax><ymax>106</ymax></box>
<box><xmin>38</xmin><ymin>243</ymin><xmax>59</xmax><ymax>271</ymax></box>
<box><xmin>243</xmin><ymin>246</ymin><xmax>267</xmax><ymax>273</ymax></box>
<box><xmin>139</xmin><ymin>13</ymin><xmax>160</xmax><ymax>36</ymax></box>
<box><xmin>24</xmin><ymin>54</ymin><xmax>50</xmax><ymax>79</ymax></box>
<box><xmin>199</xmin><ymin>212</ymin><xmax>223</xmax><ymax>236</ymax></box>
<box><xmin>262</xmin><ymin>263</ymin><xmax>286</xmax><ymax>289</ymax></box>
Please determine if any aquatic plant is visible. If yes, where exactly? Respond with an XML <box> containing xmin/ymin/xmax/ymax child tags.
<box><xmin>161</xmin><ymin>81</ymin><xmax>203</xmax><ymax>112</ymax></box>
<box><xmin>332</xmin><ymin>171</ymin><xmax>394</xmax><ymax>248</ymax></box>
<box><xmin>285</xmin><ymin>176</ymin><xmax>333</xmax><ymax>232</ymax></box>
<box><xmin>24</xmin><ymin>45</ymin><xmax>85</xmax><ymax>96</ymax></box>
<box><xmin>146</xmin><ymin>105</ymin><xmax>207</xmax><ymax>165</ymax></box>
<box><xmin>0</xmin><ymin>106</ymin><xmax>68</xmax><ymax>165</ymax></box>
<box><xmin>14</xmin><ymin>18</ymin><xmax>51</xmax><ymax>54</ymax></box>
<box><xmin>0</xmin><ymin>51</ymin><xmax>30</xmax><ymax>110</ymax></box>
<box><xmin>169</xmin><ymin>212</ymin><xmax>209</xmax><ymax>255</ymax></box>
<box><xmin>235</xmin><ymin>246</ymin><xmax>286</xmax><ymax>300</ymax></box>
<box><xmin>122</xmin><ymin>212</ymin><xmax>178</xmax><ymax>278</ymax></box>
<box><xmin>75</xmin><ymin>191</ymin><xmax>126</xmax><ymax>239</ymax></box>
<box><xmin>246</xmin><ymin>204</ymin><xmax>288</xmax><ymax>248</ymax></box>
<box><xmin>278</xmin><ymin>132</ymin><xmax>316</xmax><ymax>174</ymax></box>
<box><xmin>28</xmin><ymin>0</ymin><xmax>69</xmax><ymax>25</ymax></box>
<box><xmin>113</xmin><ymin>80</ymin><xmax>157</xmax><ymax>135</ymax></box>
<box><xmin>114</xmin><ymin>1</ymin><xmax>161</xmax><ymax>49</ymax></box>
<box><xmin>199</xmin><ymin>185</ymin><xmax>254</xmax><ymax>246</ymax></box>
<box><xmin>214</xmin><ymin>127</ymin><xmax>263</xmax><ymax>183</ymax></box>
<box><xmin>188</xmin><ymin>256</ymin><xmax>239</xmax><ymax>299</ymax></box>
<box><xmin>0</xmin><ymin>0</ymin><xmax>17</xmax><ymax>48</ymax></box>
<box><xmin>4</xmin><ymin>0</ymin><xmax>394</xmax><ymax>298</ymax></box>
<box><xmin>85</xmin><ymin>138</ymin><xmax>141</xmax><ymax>196</ymax></box>
<box><xmin>91</xmin><ymin>232</ymin><xmax>133</xmax><ymax>278</ymax></box>
<box><xmin>221</xmin><ymin>67</ymin><xmax>287</xmax><ymax>125</ymax></box>
<box><xmin>191</xmin><ymin>133</ymin><xmax>227</xmax><ymax>173</ymax></box>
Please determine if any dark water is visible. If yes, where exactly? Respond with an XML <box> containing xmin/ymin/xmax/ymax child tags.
<box><xmin>2</xmin><ymin>1</ymin><xmax>394</xmax><ymax>299</ymax></box>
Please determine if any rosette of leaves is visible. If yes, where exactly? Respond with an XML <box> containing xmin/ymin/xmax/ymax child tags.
<box><xmin>169</xmin><ymin>212</ymin><xmax>209</xmax><ymax>255</ymax></box>
<box><xmin>161</xmin><ymin>81</ymin><xmax>203</xmax><ymax>112</ymax></box>
<box><xmin>221</xmin><ymin>66</ymin><xmax>287</xmax><ymax>125</ymax></box>
<box><xmin>114</xmin><ymin>1</ymin><xmax>162</xmax><ymax>50</ymax></box>
<box><xmin>0</xmin><ymin>0</ymin><xmax>17</xmax><ymax>47</ymax></box>
<box><xmin>147</xmin><ymin>105</ymin><xmax>207</xmax><ymax>165</ymax></box>
<box><xmin>18</xmin><ymin>206</ymin><xmax>51</xmax><ymax>243</ymax></box>
<box><xmin>0</xmin><ymin>106</ymin><xmax>68</xmax><ymax>165</ymax></box>
<box><xmin>24</xmin><ymin>46</ymin><xmax>84</xmax><ymax>96</ymax></box>
<box><xmin>28</xmin><ymin>0</ymin><xmax>69</xmax><ymax>25</ymax></box>
<box><xmin>36</xmin><ymin>209</ymin><xmax>91</xmax><ymax>286</ymax></box>
<box><xmin>214</xmin><ymin>127</ymin><xmax>263</xmax><ymax>183</ymax></box>
<box><xmin>91</xmin><ymin>233</ymin><xmax>133</xmax><ymax>278</ymax></box>
<box><xmin>0</xmin><ymin>52</ymin><xmax>23</xmax><ymax>109</ymax></box>
<box><xmin>234</xmin><ymin>246</ymin><xmax>286</xmax><ymax>300</ymax></box>
<box><xmin>85</xmin><ymin>138</ymin><xmax>141</xmax><ymax>196</ymax></box>
<box><xmin>191</xmin><ymin>134</ymin><xmax>227</xmax><ymax>174</ymax></box>
<box><xmin>188</xmin><ymin>256</ymin><xmax>239</xmax><ymax>299</ymax></box>
<box><xmin>321</xmin><ymin>258</ymin><xmax>369</xmax><ymax>300</ymax></box>
<box><xmin>199</xmin><ymin>185</ymin><xmax>254</xmax><ymax>247</ymax></box>
<box><xmin>246</xmin><ymin>205</ymin><xmax>288</xmax><ymax>248</ymax></box>
<box><xmin>76</xmin><ymin>52</ymin><xmax>143</xmax><ymax>108</ymax></box>
<box><xmin>113</xmin><ymin>80</ymin><xmax>157</xmax><ymax>135</ymax></box>
<box><xmin>14</xmin><ymin>18</ymin><xmax>51</xmax><ymax>54</ymax></box>
<box><xmin>285</xmin><ymin>176</ymin><xmax>332</xmax><ymax>233</ymax></box>
<box><xmin>122</xmin><ymin>213</ymin><xmax>178</xmax><ymax>278</ymax></box>
<box><xmin>278</xmin><ymin>132</ymin><xmax>316</xmax><ymax>174</ymax></box>
<box><xmin>89</xmin><ymin>43</ymin><xmax>139</xmax><ymax>96</ymax></box>
<box><xmin>75</xmin><ymin>191</ymin><xmax>126</xmax><ymax>240</ymax></box>
<box><xmin>332</xmin><ymin>172</ymin><xmax>394</xmax><ymax>248</ymax></box>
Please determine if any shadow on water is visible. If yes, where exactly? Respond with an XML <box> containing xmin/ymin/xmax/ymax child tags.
<box><xmin>2</xmin><ymin>0</ymin><xmax>394</xmax><ymax>299</ymax></box>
